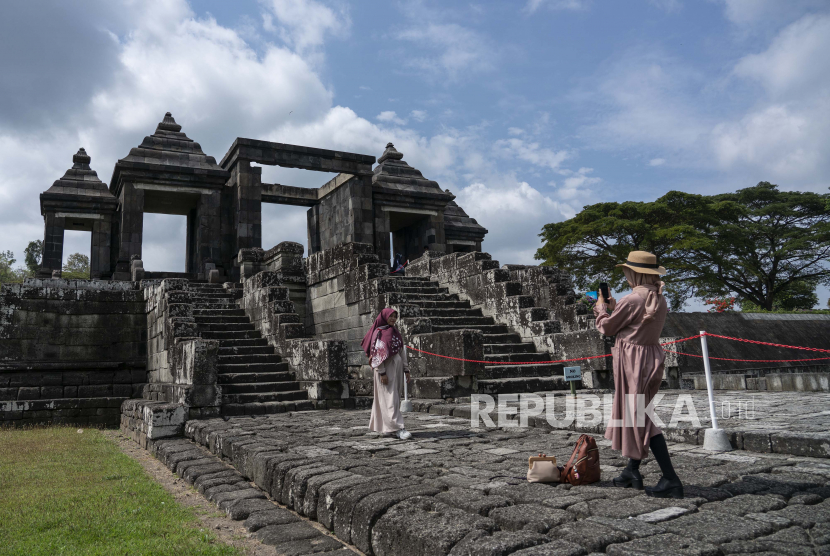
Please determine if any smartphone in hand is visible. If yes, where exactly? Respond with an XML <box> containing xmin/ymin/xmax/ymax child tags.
<box><xmin>599</xmin><ymin>282</ymin><xmax>610</xmax><ymax>303</ymax></box>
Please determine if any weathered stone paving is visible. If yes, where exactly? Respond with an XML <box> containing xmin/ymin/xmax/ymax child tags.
<box><xmin>172</xmin><ymin>408</ymin><xmax>830</xmax><ymax>555</ymax></box>
<box><xmin>429</xmin><ymin>389</ymin><xmax>830</xmax><ymax>458</ymax></box>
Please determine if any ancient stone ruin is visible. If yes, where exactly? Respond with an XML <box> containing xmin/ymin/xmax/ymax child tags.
<box><xmin>0</xmin><ymin>112</ymin><xmax>613</xmax><ymax>435</ymax></box>
<box><xmin>2</xmin><ymin>112</ymin><xmax>827</xmax><ymax>440</ymax></box>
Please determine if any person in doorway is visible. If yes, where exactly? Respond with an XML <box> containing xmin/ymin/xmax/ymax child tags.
<box><xmin>391</xmin><ymin>252</ymin><xmax>407</xmax><ymax>275</ymax></box>
<box><xmin>594</xmin><ymin>251</ymin><xmax>682</xmax><ymax>498</ymax></box>
<box><xmin>363</xmin><ymin>308</ymin><xmax>412</xmax><ymax>440</ymax></box>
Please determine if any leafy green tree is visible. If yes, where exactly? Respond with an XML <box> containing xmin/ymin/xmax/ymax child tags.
<box><xmin>23</xmin><ymin>240</ymin><xmax>42</xmax><ymax>276</ymax></box>
<box><xmin>537</xmin><ymin>183</ymin><xmax>830</xmax><ymax>311</ymax></box>
<box><xmin>0</xmin><ymin>250</ymin><xmax>16</xmax><ymax>284</ymax></box>
<box><xmin>62</xmin><ymin>253</ymin><xmax>90</xmax><ymax>280</ymax></box>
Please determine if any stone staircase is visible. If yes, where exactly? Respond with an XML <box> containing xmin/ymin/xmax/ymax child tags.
<box><xmin>189</xmin><ymin>283</ymin><xmax>310</xmax><ymax>415</ymax></box>
<box><xmin>392</xmin><ymin>276</ymin><xmax>569</xmax><ymax>395</ymax></box>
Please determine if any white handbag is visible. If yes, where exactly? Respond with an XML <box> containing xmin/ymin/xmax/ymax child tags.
<box><xmin>527</xmin><ymin>454</ymin><xmax>560</xmax><ymax>483</ymax></box>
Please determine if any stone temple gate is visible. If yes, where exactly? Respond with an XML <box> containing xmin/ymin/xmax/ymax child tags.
<box><xmin>37</xmin><ymin>113</ymin><xmax>488</xmax><ymax>282</ymax></box>
<box><xmin>4</xmin><ymin>111</ymin><xmax>623</xmax><ymax>432</ymax></box>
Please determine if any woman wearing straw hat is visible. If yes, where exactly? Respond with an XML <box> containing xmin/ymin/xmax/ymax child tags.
<box><xmin>594</xmin><ymin>251</ymin><xmax>682</xmax><ymax>498</ymax></box>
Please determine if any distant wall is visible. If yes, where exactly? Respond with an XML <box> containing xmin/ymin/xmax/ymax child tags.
<box><xmin>662</xmin><ymin>312</ymin><xmax>830</xmax><ymax>374</ymax></box>
<box><xmin>0</xmin><ymin>278</ymin><xmax>147</xmax><ymax>426</ymax></box>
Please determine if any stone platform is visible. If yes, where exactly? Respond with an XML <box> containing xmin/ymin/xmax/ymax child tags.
<box><xmin>150</xmin><ymin>405</ymin><xmax>830</xmax><ymax>556</ymax></box>
<box><xmin>414</xmin><ymin>389</ymin><xmax>830</xmax><ymax>459</ymax></box>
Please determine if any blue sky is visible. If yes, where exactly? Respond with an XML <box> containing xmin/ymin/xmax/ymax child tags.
<box><xmin>1</xmin><ymin>0</ymin><xmax>828</xmax><ymax>307</ymax></box>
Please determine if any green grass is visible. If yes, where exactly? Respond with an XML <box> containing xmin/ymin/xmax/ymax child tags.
<box><xmin>0</xmin><ymin>427</ymin><xmax>240</xmax><ymax>556</ymax></box>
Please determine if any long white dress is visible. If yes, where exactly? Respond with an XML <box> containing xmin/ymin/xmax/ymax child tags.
<box><xmin>368</xmin><ymin>341</ymin><xmax>408</xmax><ymax>434</ymax></box>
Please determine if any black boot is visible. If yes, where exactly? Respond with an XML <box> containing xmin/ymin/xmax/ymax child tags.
<box><xmin>612</xmin><ymin>458</ymin><xmax>643</xmax><ymax>489</ymax></box>
<box><xmin>645</xmin><ymin>434</ymin><xmax>683</xmax><ymax>498</ymax></box>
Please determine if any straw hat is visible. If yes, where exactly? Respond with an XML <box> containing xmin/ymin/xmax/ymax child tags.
<box><xmin>616</xmin><ymin>251</ymin><xmax>666</xmax><ymax>275</ymax></box>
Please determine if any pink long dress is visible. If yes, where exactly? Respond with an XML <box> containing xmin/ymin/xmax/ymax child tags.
<box><xmin>594</xmin><ymin>290</ymin><xmax>668</xmax><ymax>460</ymax></box>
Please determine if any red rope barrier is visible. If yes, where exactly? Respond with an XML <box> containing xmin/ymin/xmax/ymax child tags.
<box><xmin>406</xmin><ymin>334</ymin><xmax>703</xmax><ymax>365</ymax></box>
<box><xmin>406</xmin><ymin>331</ymin><xmax>830</xmax><ymax>365</ymax></box>
<box><xmin>704</xmin><ymin>332</ymin><xmax>830</xmax><ymax>354</ymax></box>
<box><xmin>665</xmin><ymin>349</ymin><xmax>830</xmax><ymax>363</ymax></box>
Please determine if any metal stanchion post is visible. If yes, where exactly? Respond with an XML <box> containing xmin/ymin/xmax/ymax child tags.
<box><xmin>700</xmin><ymin>331</ymin><xmax>732</xmax><ymax>451</ymax></box>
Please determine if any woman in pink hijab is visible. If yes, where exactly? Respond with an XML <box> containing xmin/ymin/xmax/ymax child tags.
<box><xmin>362</xmin><ymin>308</ymin><xmax>412</xmax><ymax>440</ymax></box>
<box><xmin>594</xmin><ymin>251</ymin><xmax>682</xmax><ymax>499</ymax></box>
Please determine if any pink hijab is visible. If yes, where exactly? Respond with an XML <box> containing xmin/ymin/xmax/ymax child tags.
<box><xmin>622</xmin><ymin>267</ymin><xmax>665</xmax><ymax>323</ymax></box>
<box><xmin>361</xmin><ymin>308</ymin><xmax>404</xmax><ymax>364</ymax></box>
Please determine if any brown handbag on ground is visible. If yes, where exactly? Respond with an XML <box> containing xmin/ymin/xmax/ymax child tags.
<box><xmin>527</xmin><ymin>454</ymin><xmax>559</xmax><ymax>483</ymax></box>
<box><xmin>560</xmin><ymin>434</ymin><xmax>600</xmax><ymax>486</ymax></box>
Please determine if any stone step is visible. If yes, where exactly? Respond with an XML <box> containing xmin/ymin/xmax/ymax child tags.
<box><xmin>218</xmin><ymin>344</ymin><xmax>273</xmax><ymax>355</ymax></box>
<box><xmin>389</xmin><ymin>276</ymin><xmax>432</xmax><ymax>283</ymax></box>
<box><xmin>198</xmin><ymin>322</ymin><xmax>256</xmax><ymax>332</ymax></box>
<box><xmin>398</xmin><ymin>293</ymin><xmax>461</xmax><ymax>302</ymax></box>
<box><xmin>201</xmin><ymin>330</ymin><xmax>262</xmax><ymax>340</ymax></box>
<box><xmin>480</xmin><ymin>363</ymin><xmax>563</xmax><ymax>380</ymax></box>
<box><xmin>218</xmin><ymin>353</ymin><xmax>281</xmax><ymax>364</ymax></box>
<box><xmin>418</xmin><ymin>307</ymin><xmax>484</xmax><ymax>317</ymax></box>
<box><xmin>221</xmin><ymin>381</ymin><xmax>301</xmax><ymax>394</ymax></box>
<box><xmin>218</xmin><ymin>371</ymin><xmax>295</xmax><ymax>384</ymax></box>
<box><xmin>428</xmin><ymin>316</ymin><xmax>496</xmax><ymax>327</ymax></box>
<box><xmin>482</xmin><ymin>333</ymin><xmax>523</xmax><ymax>344</ymax></box>
<box><xmin>194</xmin><ymin>315</ymin><xmax>251</xmax><ymax>324</ymax></box>
<box><xmin>432</xmin><ymin>324</ymin><xmax>508</xmax><ymax>334</ymax></box>
<box><xmin>484</xmin><ymin>352</ymin><xmax>550</xmax><ymax>363</ymax></box>
<box><xmin>401</xmin><ymin>300</ymin><xmax>470</xmax><ymax>309</ymax></box>
<box><xmin>215</xmin><ymin>338</ymin><xmax>270</xmax><ymax>348</ymax></box>
<box><xmin>221</xmin><ymin>399</ymin><xmax>315</xmax><ymax>416</ymax></box>
<box><xmin>484</xmin><ymin>343</ymin><xmax>536</xmax><ymax>354</ymax></box>
<box><xmin>193</xmin><ymin>308</ymin><xmax>246</xmax><ymax>316</ymax></box>
<box><xmin>398</xmin><ymin>286</ymin><xmax>448</xmax><ymax>294</ymax></box>
<box><xmin>222</xmin><ymin>390</ymin><xmax>308</xmax><ymax>404</ymax></box>
<box><xmin>477</xmin><ymin>376</ymin><xmax>569</xmax><ymax>395</ymax></box>
<box><xmin>218</xmin><ymin>362</ymin><xmax>290</xmax><ymax>373</ymax></box>
<box><xmin>192</xmin><ymin>302</ymin><xmax>239</xmax><ymax>311</ymax></box>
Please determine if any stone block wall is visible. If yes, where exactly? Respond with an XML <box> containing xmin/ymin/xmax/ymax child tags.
<box><xmin>239</xmin><ymin>270</ymin><xmax>348</xmax><ymax>400</ymax></box>
<box><xmin>0</xmin><ymin>278</ymin><xmax>147</xmax><ymax>426</ymax></box>
<box><xmin>145</xmin><ymin>278</ymin><xmax>197</xmax><ymax>387</ymax></box>
<box><xmin>407</xmin><ymin>252</ymin><xmax>613</xmax><ymax>387</ymax></box>
<box><xmin>307</xmin><ymin>176</ymin><xmax>374</xmax><ymax>255</ymax></box>
<box><xmin>304</xmin><ymin>242</ymin><xmax>479</xmax><ymax>398</ymax></box>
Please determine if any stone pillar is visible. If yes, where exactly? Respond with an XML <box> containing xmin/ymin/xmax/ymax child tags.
<box><xmin>195</xmin><ymin>190</ymin><xmax>222</xmax><ymax>277</ymax></box>
<box><xmin>307</xmin><ymin>204</ymin><xmax>321</xmax><ymax>255</ymax></box>
<box><xmin>234</xmin><ymin>161</ymin><xmax>262</xmax><ymax>253</ymax></box>
<box><xmin>38</xmin><ymin>212</ymin><xmax>65</xmax><ymax>278</ymax></box>
<box><xmin>117</xmin><ymin>182</ymin><xmax>144</xmax><ymax>263</ymax></box>
<box><xmin>351</xmin><ymin>175</ymin><xmax>375</xmax><ymax>246</ymax></box>
<box><xmin>185</xmin><ymin>208</ymin><xmax>196</xmax><ymax>274</ymax></box>
<box><xmin>374</xmin><ymin>209</ymin><xmax>391</xmax><ymax>268</ymax></box>
<box><xmin>90</xmin><ymin>215</ymin><xmax>113</xmax><ymax>279</ymax></box>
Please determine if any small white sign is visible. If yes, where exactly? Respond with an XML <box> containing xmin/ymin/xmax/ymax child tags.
<box><xmin>563</xmin><ymin>366</ymin><xmax>582</xmax><ymax>382</ymax></box>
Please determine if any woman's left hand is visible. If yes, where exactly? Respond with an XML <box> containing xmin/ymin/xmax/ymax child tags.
<box><xmin>405</xmin><ymin>372</ymin><xmax>411</xmax><ymax>383</ymax></box>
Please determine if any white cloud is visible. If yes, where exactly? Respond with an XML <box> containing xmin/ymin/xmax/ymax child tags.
<box><xmin>409</xmin><ymin>110</ymin><xmax>427</xmax><ymax>122</ymax></box>
<box><xmin>732</xmin><ymin>14</ymin><xmax>830</xmax><ymax>100</ymax></box>
<box><xmin>259</xmin><ymin>0</ymin><xmax>349</xmax><ymax>55</ymax></box>
<box><xmin>524</xmin><ymin>0</ymin><xmax>590</xmax><ymax>14</ymax></box>
<box><xmin>376</xmin><ymin>111</ymin><xmax>407</xmax><ymax>125</ymax></box>
<box><xmin>710</xmin><ymin>14</ymin><xmax>830</xmax><ymax>184</ymax></box>
<box><xmin>647</xmin><ymin>0</ymin><xmax>681</xmax><ymax>13</ymax></box>
<box><xmin>579</xmin><ymin>50</ymin><xmax>710</xmax><ymax>158</ymax></box>
<box><xmin>719</xmin><ymin>0</ymin><xmax>827</xmax><ymax>29</ymax></box>
<box><xmin>397</xmin><ymin>23</ymin><xmax>495</xmax><ymax>80</ymax></box>
<box><xmin>711</xmin><ymin>104</ymin><xmax>824</xmax><ymax>179</ymax></box>
<box><xmin>649</xmin><ymin>158</ymin><xmax>666</xmax><ymax>166</ymax></box>
<box><xmin>556</xmin><ymin>167</ymin><xmax>600</xmax><ymax>200</ymax></box>
<box><xmin>508</xmin><ymin>127</ymin><xmax>524</xmax><ymax>136</ymax></box>
<box><xmin>493</xmin><ymin>137</ymin><xmax>571</xmax><ymax>171</ymax></box>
